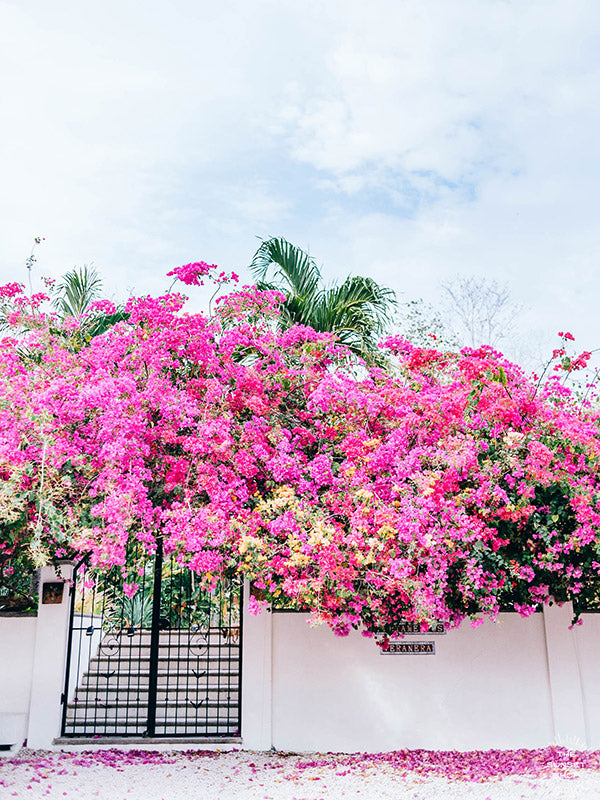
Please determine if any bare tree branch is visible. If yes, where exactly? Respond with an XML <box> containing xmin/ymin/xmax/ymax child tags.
<box><xmin>441</xmin><ymin>276</ymin><xmax>523</xmax><ymax>348</ymax></box>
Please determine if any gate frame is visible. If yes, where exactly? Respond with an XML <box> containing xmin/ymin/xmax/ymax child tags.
<box><xmin>59</xmin><ymin>551</ymin><xmax>243</xmax><ymax>740</ymax></box>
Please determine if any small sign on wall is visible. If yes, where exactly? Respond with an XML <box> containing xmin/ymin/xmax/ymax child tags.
<box><xmin>381</xmin><ymin>641</ymin><xmax>435</xmax><ymax>655</ymax></box>
<box><xmin>41</xmin><ymin>582</ymin><xmax>64</xmax><ymax>604</ymax></box>
<box><xmin>396</xmin><ymin>621</ymin><xmax>446</xmax><ymax>635</ymax></box>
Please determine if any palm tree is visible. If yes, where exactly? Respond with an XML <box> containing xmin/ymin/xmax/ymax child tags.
<box><xmin>52</xmin><ymin>264</ymin><xmax>103</xmax><ymax>319</ymax></box>
<box><xmin>51</xmin><ymin>264</ymin><xmax>128</xmax><ymax>343</ymax></box>
<box><xmin>249</xmin><ymin>237</ymin><xmax>397</xmax><ymax>364</ymax></box>
<box><xmin>0</xmin><ymin>264</ymin><xmax>116</xmax><ymax>341</ymax></box>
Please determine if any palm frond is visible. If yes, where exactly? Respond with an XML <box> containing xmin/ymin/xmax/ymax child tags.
<box><xmin>313</xmin><ymin>276</ymin><xmax>397</xmax><ymax>361</ymax></box>
<box><xmin>52</xmin><ymin>264</ymin><xmax>103</xmax><ymax>319</ymax></box>
<box><xmin>250</xmin><ymin>237</ymin><xmax>321</xmax><ymax>301</ymax></box>
<box><xmin>249</xmin><ymin>237</ymin><xmax>397</xmax><ymax>365</ymax></box>
<box><xmin>321</xmin><ymin>276</ymin><xmax>397</xmax><ymax>329</ymax></box>
<box><xmin>85</xmin><ymin>309</ymin><xmax>130</xmax><ymax>339</ymax></box>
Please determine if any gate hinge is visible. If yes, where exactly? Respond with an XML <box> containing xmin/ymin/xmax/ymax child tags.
<box><xmin>60</xmin><ymin>692</ymin><xmax>65</xmax><ymax>705</ymax></box>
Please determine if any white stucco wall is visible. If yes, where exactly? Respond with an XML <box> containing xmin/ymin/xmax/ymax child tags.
<box><xmin>0</xmin><ymin>616</ymin><xmax>37</xmax><ymax>747</ymax></box>
<box><xmin>65</xmin><ymin>614</ymin><xmax>102</xmax><ymax>704</ymax></box>
<box><xmin>26</xmin><ymin>564</ymin><xmax>73</xmax><ymax>749</ymax></box>
<box><xmin>574</xmin><ymin>614</ymin><xmax>600</xmax><ymax>748</ymax></box>
<box><xmin>3</xmin><ymin>580</ymin><xmax>599</xmax><ymax>752</ymax></box>
<box><xmin>269</xmin><ymin>612</ymin><xmax>555</xmax><ymax>752</ymax></box>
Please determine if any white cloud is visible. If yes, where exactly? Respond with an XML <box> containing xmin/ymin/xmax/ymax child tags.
<box><xmin>277</xmin><ymin>0</ymin><xmax>600</xmax><ymax>199</ymax></box>
<box><xmin>0</xmin><ymin>0</ymin><xmax>599</xmax><ymax>367</ymax></box>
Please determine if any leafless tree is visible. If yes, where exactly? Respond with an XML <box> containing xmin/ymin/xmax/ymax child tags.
<box><xmin>396</xmin><ymin>298</ymin><xmax>458</xmax><ymax>350</ymax></box>
<box><xmin>441</xmin><ymin>276</ymin><xmax>523</xmax><ymax>348</ymax></box>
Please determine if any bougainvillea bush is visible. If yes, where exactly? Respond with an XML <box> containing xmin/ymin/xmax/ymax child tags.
<box><xmin>1</xmin><ymin>263</ymin><xmax>600</xmax><ymax>638</ymax></box>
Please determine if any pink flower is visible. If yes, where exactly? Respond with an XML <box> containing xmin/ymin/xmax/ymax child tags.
<box><xmin>0</xmin><ymin>282</ymin><xmax>24</xmax><ymax>299</ymax></box>
<box><xmin>89</xmin><ymin>299</ymin><xmax>117</xmax><ymax>315</ymax></box>
<box><xmin>248</xmin><ymin>595</ymin><xmax>267</xmax><ymax>615</ymax></box>
<box><xmin>167</xmin><ymin>261</ymin><xmax>215</xmax><ymax>286</ymax></box>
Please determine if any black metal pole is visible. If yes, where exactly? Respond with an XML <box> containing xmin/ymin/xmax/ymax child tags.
<box><xmin>145</xmin><ymin>537</ymin><xmax>163</xmax><ymax>737</ymax></box>
<box><xmin>60</xmin><ymin>575</ymin><xmax>78</xmax><ymax>735</ymax></box>
<box><xmin>237</xmin><ymin>579</ymin><xmax>244</xmax><ymax>736</ymax></box>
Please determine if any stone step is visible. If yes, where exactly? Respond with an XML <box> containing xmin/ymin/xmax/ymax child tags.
<box><xmin>81</xmin><ymin>665</ymin><xmax>237</xmax><ymax>680</ymax></box>
<box><xmin>55</xmin><ymin>736</ymin><xmax>241</xmax><ymax>745</ymax></box>
<box><xmin>86</xmin><ymin>652</ymin><xmax>237</xmax><ymax>667</ymax></box>
<box><xmin>62</xmin><ymin>723</ymin><xmax>240</xmax><ymax>736</ymax></box>
<box><xmin>67</xmin><ymin>695</ymin><xmax>237</xmax><ymax>716</ymax></box>
<box><xmin>82</xmin><ymin>631</ymin><xmax>240</xmax><ymax>645</ymax></box>
<box><xmin>68</xmin><ymin>687</ymin><xmax>239</xmax><ymax>708</ymax></box>
<box><xmin>74</xmin><ymin>629</ymin><xmax>240</xmax><ymax>641</ymax></box>
<box><xmin>77</xmin><ymin>671</ymin><xmax>239</xmax><ymax>687</ymax></box>
<box><xmin>88</xmin><ymin>639</ymin><xmax>240</xmax><ymax>651</ymax></box>
<box><xmin>83</xmin><ymin>651</ymin><xmax>239</xmax><ymax>665</ymax></box>
<box><xmin>77</xmin><ymin>670</ymin><xmax>240</xmax><ymax>691</ymax></box>
<box><xmin>66</xmin><ymin>705</ymin><xmax>238</xmax><ymax>727</ymax></box>
<box><xmin>72</xmin><ymin>685</ymin><xmax>238</xmax><ymax>697</ymax></box>
<box><xmin>80</xmin><ymin>661</ymin><xmax>237</xmax><ymax>681</ymax></box>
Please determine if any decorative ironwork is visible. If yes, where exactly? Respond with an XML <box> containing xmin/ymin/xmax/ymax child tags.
<box><xmin>188</xmin><ymin>631</ymin><xmax>209</xmax><ymax>658</ymax></box>
<box><xmin>61</xmin><ymin>541</ymin><xmax>242</xmax><ymax>738</ymax></box>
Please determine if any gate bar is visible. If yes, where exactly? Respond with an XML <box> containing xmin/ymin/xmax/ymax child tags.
<box><xmin>60</xmin><ymin>557</ymin><xmax>88</xmax><ymax>736</ymax></box>
<box><xmin>59</xmin><ymin>580</ymin><xmax>77</xmax><ymax>734</ymax></box>
<box><xmin>145</xmin><ymin>537</ymin><xmax>163</xmax><ymax>737</ymax></box>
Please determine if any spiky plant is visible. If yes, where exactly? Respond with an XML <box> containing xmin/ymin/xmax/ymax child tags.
<box><xmin>51</xmin><ymin>264</ymin><xmax>128</xmax><ymax>344</ymax></box>
<box><xmin>250</xmin><ymin>237</ymin><xmax>397</xmax><ymax>365</ymax></box>
<box><xmin>52</xmin><ymin>264</ymin><xmax>103</xmax><ymax>318</ymax></box>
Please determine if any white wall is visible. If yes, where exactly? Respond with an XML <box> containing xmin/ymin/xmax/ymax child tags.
<box><xmin>27</xmin><ymin>564</ymin><xmax>74</xmax><ymax>749</ymax></box>
<box><xmin>65</xmin><ymin>614</ymin><xmax>102</xmax><ymax>704</ymax></box>
<box><xmin>269</xmin><ymin>612</ymin><xmax>555</xmax><ymax>751</ymax></box>
<box><xmin>0</xmin><ymin>617</ymin><xmax>37</xmax><ymax>748</ymax></box>
<box><xmin>2</xmin><ymin>582</ymin><xmax>599</xmax><ymax>752</ymax></box>
<box><xmin>574</xmin><ymin>614</ymin><xmax>600</xmax><ymax>748</ymax></box>
<box><xmin>240</xmin><ymin>584</ymin><xmax>272</xmax><ymax>750</ymax></box>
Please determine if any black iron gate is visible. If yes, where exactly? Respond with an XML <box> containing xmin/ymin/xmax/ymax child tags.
<box><xmin>61</xmin><ymin>540</ymin><xmax>242</xmax><ymax>738</ymax></box>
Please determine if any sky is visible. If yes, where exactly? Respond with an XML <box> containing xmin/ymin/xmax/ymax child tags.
<box><xmin>1</xmin><ymin>0</ymin><xmax>600</xmax><ymax>368</ymax></box>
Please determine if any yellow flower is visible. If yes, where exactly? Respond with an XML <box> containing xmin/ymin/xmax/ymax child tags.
<box><xmin>290</xmin><ymin>551</ymin><xmax>309</xmax><ymax>567</ymax></box>
<box><xmin>378</xmin><ymin>525</ymin><xmax>396</xmax><ymax>540</ymax></box>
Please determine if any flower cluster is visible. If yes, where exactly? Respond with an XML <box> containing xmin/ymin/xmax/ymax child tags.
<box><xmin>3</xmin><ymin>744</ymin><xmax>600</xmax><ymax>786</ymax></box>
<box><xmin>0</xmin><ymin>282</ymin><xmax>24</xmax><ymax>299</ymax></box>
<box><xmin>167</xmin><ymin>261</ymin><xmax>239</xmax><ymax>287</ymax></box>
<box><xmin>1</xmin><ymin>267</ymin><xmax>600</xmax><ymax>638</ymax></box>
<box><xmin>88</xmin><ymin>299</ymin><xmax>117</xmax><ymax>315</ymax></box>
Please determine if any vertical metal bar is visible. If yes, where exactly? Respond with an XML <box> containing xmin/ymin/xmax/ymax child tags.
<box><xmin>70</xmin><ymin>585</ymin><xmax>85</xmax><ymax>735</ymax></box>
<box><xmin>101</xmin><ymin>577</ymin><xmax>111</xmax><ymax>735</ymax></box>
<box><xmin>60</xmin><ymin>574</ymin><xmax>77</xmax><ymax>735</ymax></box>
<box><xmin>87</xmin><ymin>582</ymin><xmax>98</xmax><ymax>734</ymax></box>
<box><xmin>123</xmin><ymin>542</ymin><xmax>133</xmax><ymax>735</ymax></box>
<box><xmin>237</xmin><ymin>580</ymin><xmax>243</xmax><ymax>735</ymax></box>
<box><xmin>216</xmin><ymin>583</ymin><xmax>222</xmax><ymax>735</ymax></box>
<box><xmin>178</xmin><ymin>560</ymin><xmax>184</xmax><ymax>735</ymax></box>
<box><xmin>204</xmin><ymin>588</ymin><xmax>210</xmax><ymax>734</ymax></box>
<box><xmin>145</xmin><ymin>537</ymin><xmax>163</xmax><ymax>737</ymax></box>
<box><xmin>130</xmin><ymin>539</ymin><xmax>142</xmax><ymax>735</ymax></box>
<box><xmin>227</xmin><ymin>584</ymin><xmax>233</xmax><ymax>733</ymax></box>
<box><xmin>163</xmin><ymin>555</ymin><xmax>172</xmax><ymax>736</ymax></box>
<box><xmin>135</xmin><ymin>547</ymin><xmax>149</xmax><ymax>735</ymax></box>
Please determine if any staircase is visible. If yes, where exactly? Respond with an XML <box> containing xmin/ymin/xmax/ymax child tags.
<box><xmin>63</xmin><ymin>628</ymin><xmax>240</xmax><ymax>737</ymax></box>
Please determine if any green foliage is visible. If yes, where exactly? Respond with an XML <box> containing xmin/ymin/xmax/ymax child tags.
<box><xmin>0</xmin><ymin>534</ymin><xmax>38</xmax><ymax>614</ymax></box>
<box><xmin>250</xmin><ymin>237</ymin><xmax>397</xmax><ymax>364</ymax></box>
<box><xmin>398</xmin><ymin>298</ymin><xmax>458</xmax><ymax>349</ymax></box>
<box><xmin>100</xmin><ymin>556</ymin><xmax>239</xmax><ymax>632</ymax></box>
<box><xmin>50</xmin><ymin>265</ymin><xmax>129</xmax><ymax>350</ymax></box>
<box><xmin>52</xmin><ymin>265</ymin><xmax>103</xmax><ymax>318</ymax></box>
